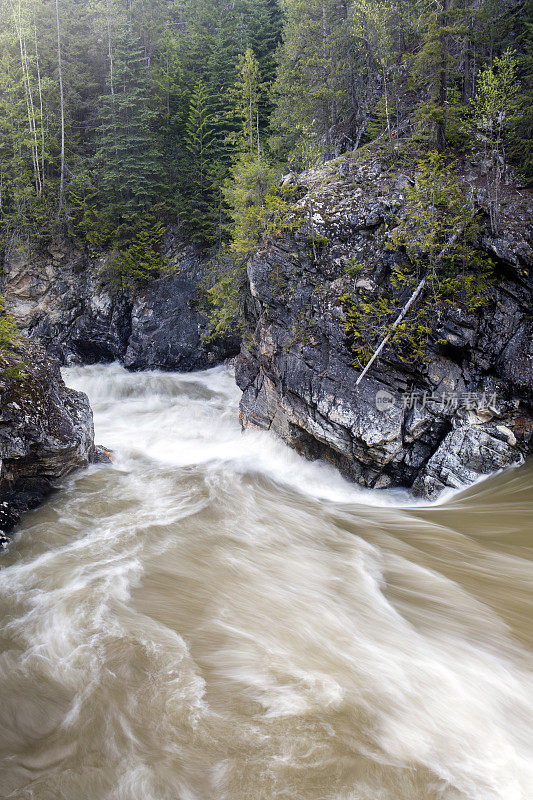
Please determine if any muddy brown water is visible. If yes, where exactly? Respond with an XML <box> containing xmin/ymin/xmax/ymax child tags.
<box><xmin>0</xmin><ymin>364</ymin><xmax>531</xmax><ymax>800</ymax></box>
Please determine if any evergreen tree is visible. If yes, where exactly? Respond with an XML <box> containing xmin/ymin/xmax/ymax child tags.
<box><xmin>95</xmin><ymin>18</ymin><xmax>164</xmax><ymax>215</ymax></box>
<box><xmin>0</xmin><ymin>0</ymin><xmax>530</xmax><ymax>256</ymax></box>
<box><xmin>352</xmin><ymin>0</ymin><xmax>399</xmax><ymax>151</ymax></box>
<box><xmin>234</xmin><ymin>48</ymin><xmax>262</xmax><ymax>157</ymax></box>
<box><xmin>510</xmin><ymin>0</ymin><xmax>533</xmax><ymax>183</ymax></box>
<box><xmin>183</xmin><ymin>80</ymin><xmax>217</xmax><ymax>241</ymax></box>
<box><xmin>272</xmin><ymin>0</ymin><xmax>353</xmax><ymax>160</ymax></box>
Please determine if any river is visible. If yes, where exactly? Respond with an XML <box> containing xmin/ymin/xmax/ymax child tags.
<box><xmin>0</xmin><ymin>363</ymin><xmax>531</xmax><ymax>800</ymax></box>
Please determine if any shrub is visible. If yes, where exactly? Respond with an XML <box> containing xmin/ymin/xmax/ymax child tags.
<box><xmin>0</xmin><ymin>295</ymin><xmax>17</xmax><ymax>351</ymax></box>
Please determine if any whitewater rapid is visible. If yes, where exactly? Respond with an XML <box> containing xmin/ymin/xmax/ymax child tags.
<box><xmin>0</xmin><ymin>363</ymin><xmax>531</xmax><ymax>800</ymax></box>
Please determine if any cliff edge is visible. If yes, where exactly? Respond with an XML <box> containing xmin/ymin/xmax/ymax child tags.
<box><xmin>236</xmin><ymin>148</ymin><xmax>533</xmax><ymax>498</ymax></box>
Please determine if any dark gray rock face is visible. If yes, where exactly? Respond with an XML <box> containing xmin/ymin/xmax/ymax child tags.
<box><xmin>2</xmin><ymin>243</ymin><xmax>132</xmax><ymax>365</ymax></box>
<box><xmin>124</xmin><ymin>244</ymin><xmax>239</xmax><ymax>371</ymax></box>
<box><xmin>0</xmin><ymin>341</ymin><xmax>96</xmax><ymax>539</ymax></box>
<box><xmin>2</xmin><ymin>237</ymin><xmax>237</xmax><ymax>372</ymax></box>
<box><xmin>237</xmin><ymin>153</ymin><xmax>533</xmax><ymax>499</ymax></box>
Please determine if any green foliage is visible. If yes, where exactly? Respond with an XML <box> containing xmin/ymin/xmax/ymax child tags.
<box><xmin>474</xmin><ymin>49</ymin><xmax>519</xmax><ymax>134</ymax></box>
<box><xmin>345</xmin><ymin>259</ymin><xmax>364</xmax><ymax>277</ymax></box>
<box><xmin>342</xmin><ymin>154</ymin><xmax>494</xmax><ymax>366</ymax></box>
<box><xmin>0</xmin><ymin>295</ymin><xmax>17</xmax><ymax>351</ymax></box>
<box><xmin>100</xmin><ymin>215</ymin><xmax>168</xmax><ymax>289</ymax></box>
<box><xmin>223</xmin><ymin>153</ymin><xmax>290</xmax><ymax>255</ymax></box>
<box><xmin>352</xmin><ymin>0</ymin><xmax>400</xmax><ymax>150</ymax></box>
<box><xmin>392</xmin><ymin>153</ymin><xmax>486</xmax><ymax>271</ymax></box>
<box><xmin>182</xmin><ymin>81</ymin><xmax>218</xmax><ymax>242</ymax></box>
<box><xmin>284</xmin><ymin>121</ymin><xmax>323</xmax><ymax>172</ymax></box>
<box><xmin>95</xmin><ymin>22</ymin><xmax>165</xmax><ymax>212</ymax></box>
<box><xmin>509</xmin><ymin>0</ymin><xmax>533</xmax><ymax>183</ymax></box>
<box><xmin>0</xmin><ymin>0</ymin><xmax>530</xmax><ymax>261</ymax></box>
<box><xmin>271</xmin><ymin>0</ymin><xmax>354</xmax><ymax>161</ymax></box>
<box><xmin>473</xmin><ymin>49</ymin><xmax>520</xmax><ymax>231</ymax></box>
<box><xmin>233</xmin><ymin>48</ymin><xmax>263</xmax><ymax>156</ymax></box>
<box><xmin>202</xmin><ymin>249</ymin><xmax>249</xmax><ymax>339</ymax></box>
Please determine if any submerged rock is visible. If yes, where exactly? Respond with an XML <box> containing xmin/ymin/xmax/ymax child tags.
<box><xmin>237</xmin><ymin>151</ymin><xmax>533</xmax><ymax>499</ymax></box>
<box><xmin>0</xmin><ymin>340</ymin><xmax>97</xmax><ymax>538</ymax></box>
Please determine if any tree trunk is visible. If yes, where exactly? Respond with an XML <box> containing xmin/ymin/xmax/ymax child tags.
<box><xmin>14</xmin><ymin>0</ymin><xmax>41</xmax><ymax>194</ymax></box>
<box><xmin>355</xmin><ymin>276</ymin><xmax>427</xmax><ymax>387</ymax></box>
<box><xmin>382</xmin><ymin>64</ymin><xmax>394</xmax><ymax>151</ymax></box>
<box><xmin>436</xmin><ymin>0</ymin><xmax>448</xmax><ymax>151</ymax></box>
<box><xmin>355</xmin><ymin>214</ymin><xmax>480</xmax><ymax>386</ymax></box>
<box><xmin>55</xmin><ymin>0</ymin><xmax>65</xmax><ymax>213</ymax></box>
<box><xmin>34</xmin><ymin>10</ymin><xmax>45</xmax><ymax>185</ymax></box>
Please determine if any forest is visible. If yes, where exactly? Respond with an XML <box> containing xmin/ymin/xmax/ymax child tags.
<box><xmin>0</xmin><ymin>0</ymin><xmax>531</xmax><ymax>291</ymax></box>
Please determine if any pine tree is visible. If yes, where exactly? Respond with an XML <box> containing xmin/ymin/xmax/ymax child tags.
<box><xmin>272</xmin><ymin>0</ymin><xmax>353</xmax><ymax>161</ymax></box>
<box><xmin>234</xmin><ymin>48</ymin><xmax>262</xmax><ymax>157</ymax></box>
<box><xmin>509</xmin><ymin>0</ymin><xmax>533</xmax><ymax>183</ymax></box>
<box><xmin>352</xmin><ymin>0</ymin><xmax>399</xmax><ymax>151</ymax></box>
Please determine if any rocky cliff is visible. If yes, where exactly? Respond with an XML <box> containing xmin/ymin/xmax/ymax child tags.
<box><xmin>1</xmin><ymin>233</ymin><xmax>238</xmax><ymax>371</ymax></box>
<box><xmin>236</xmin><ymin>148</ymin><xmax>533</xmax><ymax>499</ymax></box>
<box><xmin>0</xmin><ymin>340</ymin><xmax>97</xmax><ymax>542</ymax></box>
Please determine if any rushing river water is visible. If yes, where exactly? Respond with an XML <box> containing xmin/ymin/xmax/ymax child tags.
<box><xmin>0</xmin><ymin>364</ymin><xmax>532</xmax><ymax>800</ymax></box>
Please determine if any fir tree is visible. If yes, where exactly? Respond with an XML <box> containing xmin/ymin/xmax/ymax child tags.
<box><xmin>272</xmin><ymin>0</ymin><xmax>353</xmax><ymax>160</ymax></box>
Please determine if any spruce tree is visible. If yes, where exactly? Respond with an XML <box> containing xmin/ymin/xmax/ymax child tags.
<box><xmin>510</xmin><ymin>0</ymin><xmax>533</xmax><ymax>183</ymax></box>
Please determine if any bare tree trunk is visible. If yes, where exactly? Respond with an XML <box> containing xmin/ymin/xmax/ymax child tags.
<box><xmin>13</xmin><ymin>0</ymin><xmax>41</xmax><ymax>194</ymax></box>
<box><xmin>355</xmin><ymin>216</ymin><xmax>479</xmax><ymax>386</ymax></box>
<box><xmin>23</xmin><ymin>37</ymin><xmax>41</xmax><ymax>193</ymax></box>
<box><xmin>436</xmin><ymin>0</ymin><xmax>448</xmax><ymax>151</ymax></box>
<box><xmin>55</xmin><ymin>0</ymin><xmax>65</xmax><ymax>213</ymax></box>
<box><xmin>355</xmin><ymin>276</ymin><xmax>427</xmax><ymax>386</ymax></box>
<box><xmin>382</xmin><ymin>64</ymin><xmax>394</xmax><ymax>151</ymax></box>
<box><xmin>34</xmin><ymin>9</ymin><xmax>45</xmax><ymax>184</ymax></box>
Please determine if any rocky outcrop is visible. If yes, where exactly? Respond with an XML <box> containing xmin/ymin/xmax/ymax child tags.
<box><xmin>123</xmin><ymin>243</ymin><xmax>239</xmax><ymax>371</ymax></box>
<box><xmin>3</xmin><ymin>242</ymin><xmax>131</xmax><ymax>364</ymax></box>
<box><xmin>0</xmin><ymin>340</ymin><xmax>97</xmax><ymax>541</ymax></box>
<box><xmin>1</xmin><ymin>235</ymin><xmax>238</xmax><ymax>371</ymax></box>
<box><xmin>236</xmin><ymin>149</ymin><xmax>533</xmax><ymax>499</ymax></box>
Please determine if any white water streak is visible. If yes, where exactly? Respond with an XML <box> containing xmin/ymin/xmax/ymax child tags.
<box><xmin>0</xmin><ymin>363</ymin><xmax>531</xmax><ymax>800</ymax></box>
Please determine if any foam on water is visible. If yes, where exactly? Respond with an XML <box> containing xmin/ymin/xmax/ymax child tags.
<box><xmin>0</xmin><ymin>363</ymin><xmax>531</xmax><ymax>800</ymax></box>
